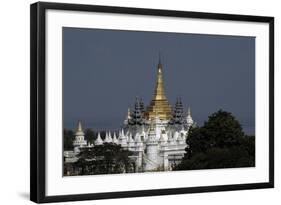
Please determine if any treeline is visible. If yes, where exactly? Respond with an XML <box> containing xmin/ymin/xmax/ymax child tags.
<box><xmin>73</xmin><ymin>143</ymin><xmax>135</xmax><ymax>175</ymax></box>
<box><xmin>175</xmin><ymin>110</ymin><xmax>255</xmax><ymax>170</ymax></box>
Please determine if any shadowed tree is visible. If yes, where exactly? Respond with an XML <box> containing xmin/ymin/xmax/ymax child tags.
<box><xmin>175</xmin><ymin>110</ymin><xmax>255</xmax><ymax>170</ymax></box>
<box><xmin>75</xmin><ymin>143</ymin><xmax>135</xmax><ymax>175</ymax></box>
<box><xmin>63</xmin><ymin>129</ymin><xmax>75</xmax><ymax>150</ymax></box>
<box><xmin>84</xmin><ymin>128</ymin><xmax>96</xmax><ymax>145</ymax></box>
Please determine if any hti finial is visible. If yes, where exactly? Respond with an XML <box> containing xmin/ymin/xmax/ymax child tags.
<box><xmin>77</xmin><ymin>120</ymin><xmax>83</xmax><ymax>131</ymax></box>
<box><xmin>187</xmin><ymin>107</ymin><xmax>191</xmax><ymax>116</ymax></box>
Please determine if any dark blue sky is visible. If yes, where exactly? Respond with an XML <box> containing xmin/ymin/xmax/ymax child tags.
<box><xmin>63</xmin><ymin>27</ymin><xmax>255</xmax><ymax>135</ymax></box>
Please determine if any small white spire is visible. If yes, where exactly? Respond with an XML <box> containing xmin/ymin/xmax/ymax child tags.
<box><xmin>118</xmin><ymin>129</ymin><xmax>128</xmax><ymax>147</ymax></box>
<box><xmin>108</xmin><ymin>131</ymin><xmax>112</xmax><ymax>143</ymax></box>
<box><xmin>125</xmin><ymin>131</ymin><xmax>130</xmax><ymax>141</ymax></box>
<box><xmin>186</xmin><ymin>106</ymin><xmax>194</xmax><ymax>127</ymax></box>
<box><xmin>124</xmin><ymin>108</ymin><xmax>132</xmax><ymax>125</ymax></box>
<box><xmin>118</xmin><ymin>130</ymin><xmax>121</xmax><ymax>140</ymax></box>
<box><xmin>112</xmin><ymin>132</ymin><xmax>118</xmax><ymax>144</ymax></box>
<box><xmin>104</xmin><ymin>131</ymin><xmax>112</xmax><ymax>143</ymax></box>
<box><xmin>77</xmin><ymin>121</ymin><xmax>82</xmax><ymax>131</ymax></box>
<box><xmin>73</xmin><ymin>120</ymin><xmax>87</xmax><ymax>148</ymax></box>
<box><xmin>127</xmin><ymin>108</ymin><xmax>131</xmax><ymax>120</ymax></box>
<box><xmin>75</xmin><ymin>120</ymin><xmax>84</xmax><ymax>136</ymax></box>
<box><xmin>95</xmin><ymin>132</ymin><xmax>103</xmax><ymax>145</ymax></box>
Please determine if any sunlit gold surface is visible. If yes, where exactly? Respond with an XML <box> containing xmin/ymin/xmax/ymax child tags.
<box><xmin>145</xmin><ymin>63</ymin><xmax>172</xmax><ymax>120</ymax></box>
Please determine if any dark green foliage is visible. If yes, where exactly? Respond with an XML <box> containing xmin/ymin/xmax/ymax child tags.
<box><xmin>75</xmin><ymin>143</ymin><xmax>135</xmax><ymax>175</ymax></box>
<box><xmin>63</xmin><ymin>129</ymin><xmax>75</xmax><ymax>150</ymax></box>
<box><xmin>177</xmin><ymin>146</ymin><xmax>254</xmax><ymax>170</ymax></box>
<box><xmin>84</xmin><ymin>128</ymin><xmax>96</xmax><ymax>144</ymax></box>
<box><xmin>175</xmin><ymin>110</ymin><xmax>255</xmax><ymax>170</ymax></box>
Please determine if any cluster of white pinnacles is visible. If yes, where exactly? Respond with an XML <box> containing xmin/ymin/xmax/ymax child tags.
<box><xmin>82</xmin><ymin>128</ymin><xmax>187</xmax><ymax>148</ymax></box>
<box><xmin>73</xmin><ymin>119</ymin><xmax>189</xmax><ymax>150</ymax></box>
<box><xmin>72</xmin><ymin>119</ymin><xmax>191</xmax><ymax>171</ymax></box>
<box><xmin>70</xmin><ymin>101</ymin><xmax>195</xmax><ymax>171</ymax></box>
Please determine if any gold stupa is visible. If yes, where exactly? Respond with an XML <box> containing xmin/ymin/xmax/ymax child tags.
<box><xmin>145</xmin><ymin>60</ymin><xmax>172</xmax><ymax>121</ymax></box>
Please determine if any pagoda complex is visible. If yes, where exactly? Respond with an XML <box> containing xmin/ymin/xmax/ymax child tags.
<box><xmin>64</xmin><ymin>56</ymin><xmax>195</xmax><ymax>173</ymax></box>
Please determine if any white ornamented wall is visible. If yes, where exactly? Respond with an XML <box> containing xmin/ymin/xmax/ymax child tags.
<box><xmin>0</xmin><ymin>0</ymin><xmax>280</xmax><ymax>205</ymax></box>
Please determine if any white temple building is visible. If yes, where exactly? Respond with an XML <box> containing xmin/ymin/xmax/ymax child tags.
<box><xmin>64</xmin><ymin>58</ymin><xmax>195</xmax><ymax>172</ymax></box>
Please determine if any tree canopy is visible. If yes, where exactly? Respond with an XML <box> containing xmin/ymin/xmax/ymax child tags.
<box><xmin>175</xmin><ymin>110</ymin><xmax>255</xmax><ymax>170</ymax></box>
<box><xmin>63</xmin><ymin>129</ymin><xmax>75</xmax><ymax>150</ymax></box>
<box><xmin>75</xmin><ymin>143</ymin><xmax>135</xmax><ymax>175</ymax></box>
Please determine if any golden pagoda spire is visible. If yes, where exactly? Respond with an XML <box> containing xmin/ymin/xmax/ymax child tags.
<box><xmin>145</xmin><ymin>56</ymin><xmax>172</xmax><ymax>121</ymax></box>
<box><xmin>75</xmin><ymin>120</ymin><xmax>84</xmax><ymax>135</ymax></box>
<box><xmin>153</xmin><ymin>59</ymin><xmax>167</xmax><ymax>100</ymax></box>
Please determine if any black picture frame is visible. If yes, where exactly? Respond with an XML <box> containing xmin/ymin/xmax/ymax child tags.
<box><xmin>30</xmin><ymin>1</ymin><xmax>274</xmax><ymax>203</ymax></box>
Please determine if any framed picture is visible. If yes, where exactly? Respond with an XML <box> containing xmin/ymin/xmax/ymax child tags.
<box><xmin>30</xmin><ymin>2</ymin><xmax>274</xmax><ymax>203</ymax></box>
